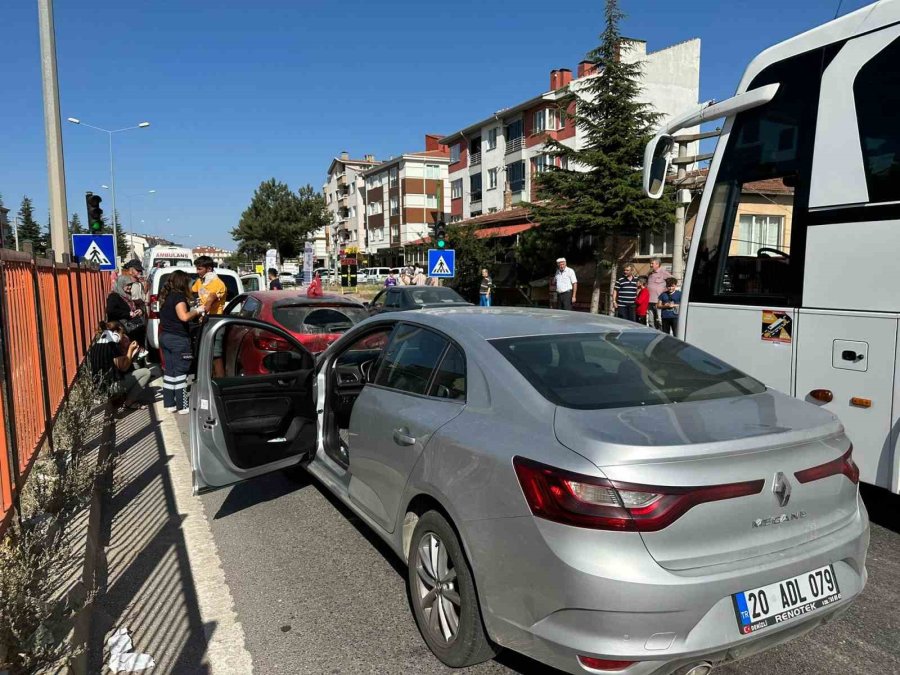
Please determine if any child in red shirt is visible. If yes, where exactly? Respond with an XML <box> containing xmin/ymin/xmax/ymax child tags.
<box><xmin>635</xmin><ymin>276</ymin><xmax>650</xmax><ymax>325</ymax></box>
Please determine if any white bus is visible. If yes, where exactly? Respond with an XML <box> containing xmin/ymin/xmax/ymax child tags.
<box><xmin>644</xmin><ymin>0</ymin><xmax>900</xmax><ymax>495</ymax></box>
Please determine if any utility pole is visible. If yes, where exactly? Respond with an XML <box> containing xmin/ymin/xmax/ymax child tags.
<box><xmin>670</xmin><ymin>129</ymin><xmax>720</xmax><ymax>283</ymax></box>
<box><xmin>37</xmin><ymin>0</ymin><xmax>70</xmax><ymax>259</ymax></box>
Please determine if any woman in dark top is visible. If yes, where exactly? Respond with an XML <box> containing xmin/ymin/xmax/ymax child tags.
<box><xmin>107</xmin><ymin>275</ymin><xmax>147</xmax><ymax>351</ymax></box>
<box><xmin>159</xmin><ymin>270</ymin><xmax>205</xmax><ymax>413</ymax></box>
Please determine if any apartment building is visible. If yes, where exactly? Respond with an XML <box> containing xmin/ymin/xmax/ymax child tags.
<box><xmin>192</xmin><ymin>245</ymin><xmax>234</xmax><ymax>266</ymax></box>
<box><xmin>439</xmin><ymin>38</ymin><xmax>700</xmax><ymax>261</ymax></box>
<box><xmin>362</xmin><ymin>135</ymin><xmax>451</xmax><ymax>267</ymax></box>
<box><xmin>321</xmin><ymin>152</ymin><xmax>380</xmax><ymax>266</ymax></box>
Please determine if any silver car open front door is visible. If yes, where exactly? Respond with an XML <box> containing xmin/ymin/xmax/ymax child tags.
<box><xmin>190</xmin><ymin>317</ymin><xmax>318</xmax><ymax>494</ymax></box>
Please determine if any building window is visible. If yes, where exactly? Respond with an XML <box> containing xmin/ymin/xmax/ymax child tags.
<box><xmin>532</xmin><ymin>109</ymin><xmax>559</xmax><ymax>134</ymax></box>
<box><xmin>390</xmin><ymin>196</ymin><xmax>399</xmax><ymax>216</ymax></box>
<box><xmin>366</xmin><ymin>173</ymin><xmax>383</xmax><ymax>190</ymax></box>
<box><xmin>488</xmin><ymin>207</ymin><xmax>499</xmax><ymax>213</ymax></box>
<box><xmin>451</xmin><ymin>144</ymin><xmax>461</xmax><ymax>163</ymax></box>
<box><xmin>470</xmin><ymin>210</ymin><xmax>483</xmax><ymax>218</ymax></box>
<box><xmin>639</xmin><ymin>223</ymin><xmax>675</xmax><ymax>257</ymax></box>
<box><xmin>425</xmin><ymin>164</ymin><xmax>441</xmax><ymax>179</ymax></box>
<box><xmin>559</xmin><ymin>156</ymin><xmax>569</xmax><ymax>170</ymax></box>
<box><xmin>426</xmin><ymin>194</ymin><xmax>438</xmax><ymax>208</ymax></box>
<box><xmin>488</xmin><ymin>167</ymin><xmax>498</xmax><ymax>189</ymax></box>
<box><xmin>350</xmin><ymin>182</ymin><xmax>356</xmax><ymax>194</ymax></box>
<box><xmin>487</xmin><ymin>127</ymin><xmax>498</xmax><ymax>150</ymax></box>
<box><xmin>367</xmin><ymin>201</ymin><xmax>383</xmax><ymax>216</ymax></box>
<box><xmin>389</xmin><ymin>167</ymin><xmax>398</xmax><ymax>187</ymax></box>
<box><xmin>449</xmin><ymin>214</ymin><xmax>463</xmax><ymax>223</ymax></box>
<box><xmin>451</xmin><ymin>179</ymin><xmax>463</xmax><ymax>199</ymax></box>
<box><xmin>349</xmin><ymin>206</ymin><xmax>356</xmax><ymax>218</ymax></box>
<box><xmin>533</xmin><ymin>154</ymin><xmax>553</xmax><ymax>174</ymax></box>
<box><xmin>735</xmin><ymin>215</ymin><xmax>784</xmax><ymax>256</ymax></box>
<box><xmin>505</xmin><ymin>120</ymin><xmax>524</xmax><ymax>153</ymax></box>
<box><xmin>507</xmin><ymin>160</ymin><xmax>525</xmax><ymax>192</ymax></box>
<box><xmin>470</xmin><ymin>173</ymin><xmax>483</xmax><ymax>202</ymax></box>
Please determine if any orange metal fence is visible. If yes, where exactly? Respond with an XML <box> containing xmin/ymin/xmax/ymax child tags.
<box><xmin>0</xmin><ymin>250</ymin><xmax>111</xmax><ymax>533</ymax></box>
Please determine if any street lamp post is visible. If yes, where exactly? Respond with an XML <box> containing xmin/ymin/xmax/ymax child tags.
<box><xmin>67</xmin><ymin>117</ymin><xmax>150</xmax><ymax>264</ymax></box>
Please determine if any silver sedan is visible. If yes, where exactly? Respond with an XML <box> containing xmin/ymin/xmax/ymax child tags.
<box><xmin>190</xmin><ymin>308</ymin><xmax>869</xmax><ymax>675</ymax></box>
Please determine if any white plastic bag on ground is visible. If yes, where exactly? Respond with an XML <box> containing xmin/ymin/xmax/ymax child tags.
<box><xmin>107</xmin><ymin>627</ymin><xmax>156</xmax><ymax>672</ymax></box>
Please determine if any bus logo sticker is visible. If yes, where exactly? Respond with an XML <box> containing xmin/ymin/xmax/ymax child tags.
<box><xmin>761</xmin><ymin>311</ymin><xmax>792</xmax><ymax>344</ymax></box>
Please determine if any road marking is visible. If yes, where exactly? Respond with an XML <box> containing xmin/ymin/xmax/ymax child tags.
<box><xmin>155</xmin><ymin>396</ymin><xmax>255</xmax><ymax>674</ymax></box>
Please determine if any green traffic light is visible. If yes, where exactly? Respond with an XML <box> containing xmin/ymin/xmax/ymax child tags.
<box><xmin>437</xmin><ymin>239</ymin><xmax>445</xmax><ymax>248</ymax></box>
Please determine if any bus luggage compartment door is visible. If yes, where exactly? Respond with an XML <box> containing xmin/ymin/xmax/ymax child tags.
<box><xmin>794</xmin><ymin>309</ymin><xmax>898</xmax><ymax>492</ymax></box>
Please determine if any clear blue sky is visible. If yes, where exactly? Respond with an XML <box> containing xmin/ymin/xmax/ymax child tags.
<box><xmin>0</xmin><ymin>0</ymin><xmax>870</xmax><ymax>250</ymax></box>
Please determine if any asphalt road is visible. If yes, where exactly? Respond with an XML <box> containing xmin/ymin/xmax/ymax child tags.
<box><xmin>175</xmin><ymin>416</ymin><xmax>900</xmax><ymax>675</ymax></box>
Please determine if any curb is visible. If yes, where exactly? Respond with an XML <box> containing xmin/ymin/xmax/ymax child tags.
<box><xmin>69</xmin><ymin>404</ymin><xmax>116</xmax><ymax>675</ymax></box>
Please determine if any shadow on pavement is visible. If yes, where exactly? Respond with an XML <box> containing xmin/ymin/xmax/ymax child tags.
<box><xmin>213</xmin><ymin>466</ymin><xmax>310</xmax><ymax>520</ymax></box>
<box><xmin>89</xmin><ymin>402</ymin><xmax>214</xmax><ymax>674</ymax></box>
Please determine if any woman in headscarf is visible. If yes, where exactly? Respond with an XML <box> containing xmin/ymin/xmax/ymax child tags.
<box><xmin>106</xmin><ymin>275</ymin><xmax>147</xmax><ymax>355</ymax></box>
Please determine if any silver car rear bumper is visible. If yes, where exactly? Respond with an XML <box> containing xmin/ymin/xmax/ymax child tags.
<box><xmin>462</xmin><ymin>497</ymin><xmax>869</xmax><ymax>675</ymax></box>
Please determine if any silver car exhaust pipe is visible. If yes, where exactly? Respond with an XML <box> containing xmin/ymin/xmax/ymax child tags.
<box><xmin>679</xmin><ymin>663</ymin><xmax>713</xmax><ymax>675</ymax></box>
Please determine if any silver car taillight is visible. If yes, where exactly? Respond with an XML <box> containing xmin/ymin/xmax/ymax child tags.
<box><xmin>513</xmin><ymin>456</ymin><xmax>764</xmax><ymax>532</ymax></box>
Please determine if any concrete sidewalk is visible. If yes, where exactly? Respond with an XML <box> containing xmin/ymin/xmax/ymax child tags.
<box><xmin>88</xmin><ymin>384</ymin><xmax>253</xmax><ymax>674</ymax></box>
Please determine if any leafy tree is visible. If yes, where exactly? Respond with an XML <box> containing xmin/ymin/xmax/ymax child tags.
<box><xmin>69</xmin><ymin>212</ymin><xmax>84</xmax><ymax>235</ymax></box>
<box><xmin>443</xmin><ymin>224</ymin><xmax>502</xmax><ymax>302</ymax></box>
<box><xmin>17</xmin><ymin>196</ymin><xmax>41</xmax><ymax>250</ymax></box>
<box><xmin>527</xmin><ymin>0</ymin><xmax>674</xmax><ymax>313</ymax></box>
<box><xmin>232</xmin><ymin>179</ymin><xmax>328</xmax><ymax>260</ymax></box>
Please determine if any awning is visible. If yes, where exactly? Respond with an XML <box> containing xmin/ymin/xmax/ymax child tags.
<box><xmin>474</xmin><ymin>223</ymin><xmax>535</xmax><ymax>239</ymax></box>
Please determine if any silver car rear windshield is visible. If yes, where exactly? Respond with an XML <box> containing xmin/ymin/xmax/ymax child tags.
<box><xmin>273</xmin><ymin>305</ymin><xmax>368</xmax><ymax>335</ymax></box>
<box><xmin>491</xmin><ymin>332</ymin><xmax>766</xmax><ymax>410</ymax></box>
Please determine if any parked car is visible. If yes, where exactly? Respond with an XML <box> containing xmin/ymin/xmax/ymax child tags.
<box><xmin>191</xmin><ymin>308</ymin><xmax>869</xmax><ymax>674</ymax></box>
<box><xmin>366</xmin><ymin>267</ymin><xmax>391</xmax><ymax>283</ymax></box>
<box><xmin>367</xmin><ymin>286</ymin><xmax>470</xmax><ymax>314</ymax></box>
<box><xmin>146</xmin><ymin>266</ymin><xmax>243</xmax><ymax>352</ymax></box>
<box><xmin>220</xmin><ymin>291</ymin><xmax>368</xmax><ymax>373</ymax></box>
<box><xmin>279</xmin><ymin>272</ymin><xmax>297</xmax><ymax>288</ymax></box>
<box><xmin>239</xmin><ymin>273</ymin><xmax>265</xmax><ymax>292</ymax></box>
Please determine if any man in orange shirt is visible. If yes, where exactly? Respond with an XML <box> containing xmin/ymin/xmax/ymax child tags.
<box><xmin>192</xmin><ymin>256</ymin><xmax>228</xmax><ymax>378</ymax></box>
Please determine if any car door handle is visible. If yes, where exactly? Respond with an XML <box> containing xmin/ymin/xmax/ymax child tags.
<box><xmin>393</xmin><ymin>428</ymin><xmax>416</xmax><ymax>446</ymax></box>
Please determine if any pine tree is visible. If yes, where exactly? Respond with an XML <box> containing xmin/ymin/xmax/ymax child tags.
<box><xmin>69</xmin><ymin>212</ymin><xmax>84</xmax><ymax>235</ymax></box>
<box><xmin>17</xmin><ymin>196</ymin><xmax>41</xmax><ymax>250</ymax></box>
<box><xmin>527</xmin><ymin>0</ymin><xmax>674</xmax><ymax>313</ymax></box>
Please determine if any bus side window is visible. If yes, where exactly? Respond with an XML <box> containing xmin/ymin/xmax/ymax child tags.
<box><xmin>689</xmin><ymin>47</ymin><xmax>823</xmax><ymax>306</ymax></box>
<box><xmin>855</xmin><ymin>36</ymin><xmax>900</xmax><ymax>204</ymax></box>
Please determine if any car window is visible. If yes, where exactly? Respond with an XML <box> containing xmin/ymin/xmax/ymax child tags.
<box><xmin>226</xmin><ymin>297</ymin><xmax>245</xmax><ymax>315</ymax></box>
<box><xmin>241</xmin><ymin>296</ymin><xmax>261</xmax><ymax>318</ymax></box>
<box><xmin>385</xmin><ymin>290</ymin><xmax>402</xmax><ymax>309</ymax></box>
<box><xmin>375</xmin><ymin>324</ymin><xmax>449</xmax><ymax>395</ymax></box>
<box><xmin>242</xmin><ymin>276</ymin><xmax>260</xmax><ymax>292</ymax></box>
<box><xmin>407</xmin><ymin>287</ymin><xmax>466</xmax><ymax>306</ymax></box>
<box><xmin>428</xmin><ymin>344</ymin><xmax>466</xmax><ymax>401</ymax></box>
<box><xmin>370</xmin><ymin>290</ymin><xmax>386</xmax><ymax>309</ymax></box>
<box><xmin>491</xmin><ymin>331</ymin><xmax>766</xmax><ymax>410</ymax></box>
<box><xmin>273</xmin><ymin>305</ymin><xmax>367</xmax><ymax>334</ymax></box>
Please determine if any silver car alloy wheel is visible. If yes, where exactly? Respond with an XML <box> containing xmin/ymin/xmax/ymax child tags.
<box><xmin>415</xmin><ymin>532</ymin><xmax>461</xmax><ymax>643</ymax></box>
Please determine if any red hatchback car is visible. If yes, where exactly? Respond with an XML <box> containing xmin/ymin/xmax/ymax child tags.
<box><xmin>221</xmin><ymin>291</ymin><xmax>369</xmax><ymax>376</ymax></box>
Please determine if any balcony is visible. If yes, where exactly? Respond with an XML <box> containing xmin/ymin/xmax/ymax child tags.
<box><xmin>505</xmin><ymin>136</ymin><xmax>524</xmax><ymax>154</ymax></box>
<box><xmin>469</xmin><ymin>151</ymin><xmax>482</xmax><ymax>166</ymax></box>
<box><xmin>337</xmin><ymin>174</ymin><xmax>348</xmax><ymax>186</ymax></box>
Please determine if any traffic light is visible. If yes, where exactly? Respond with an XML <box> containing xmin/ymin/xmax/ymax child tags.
<box><xmin>435</xmin><ymin>220</ymin><xmax>447</xmax><ymax>249</ymax></box>
<box><xmin>85</xmin><ymin>192</ymin><xmax>103</xmax><ymax>233</ymax></box>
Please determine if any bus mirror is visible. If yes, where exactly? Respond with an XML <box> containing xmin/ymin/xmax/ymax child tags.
<box><xmin>644</xmin><ymin>134</ymin><xmax>674</xmax><ymax>199</ymax></box>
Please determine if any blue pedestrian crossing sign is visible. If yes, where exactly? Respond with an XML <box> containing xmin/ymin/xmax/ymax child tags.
<box><xmin>428</xmin><ymin>249</ymin><xmax>455</xmax><ymax>278</ymax></box>
<box><xmin>72</xmin><ymin>234</ymin><xmax>116</xmax><ymax>271</ymax></box>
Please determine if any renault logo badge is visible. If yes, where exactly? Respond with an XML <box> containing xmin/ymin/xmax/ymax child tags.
<box><xmin>772</xmin><ymin>472</ymin><xmax>792</xmax><ymax>507</ymax></box>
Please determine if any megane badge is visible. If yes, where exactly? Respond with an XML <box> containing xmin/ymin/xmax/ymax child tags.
<box><xmin>772</xmin><ymin>472</ymin><xmax>792</xmax><ymax>508</ymax></box>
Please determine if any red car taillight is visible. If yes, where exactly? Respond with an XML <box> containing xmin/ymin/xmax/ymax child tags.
<box><xmin>513</xmin><ymin>456</ymin><xmax>764</xmax><ymax>532</ymax></box>
<box><xmin>148</xmin><ymin>294</ymin><xmax>159</xmax><ymax>319</ymax></box>
<box><xmin>577</xmin><ymin>656</ymin><xmax>635</xmax><ymax>671</ymax></box>
<box><xmin>252</xmin><ymin>331</ymin><xmax>293</xmax><ymax>352</ymax></box>
<box><xmin>794</xmin><ymin>446</ymin><xmax>859</xmax><ymax>485</ymax></box>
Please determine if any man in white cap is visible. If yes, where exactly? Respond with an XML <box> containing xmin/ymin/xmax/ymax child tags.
<box><xmin>554</xmin><ymin>257</ymin><xmax>577</xmax><ymax>310</ymax></box>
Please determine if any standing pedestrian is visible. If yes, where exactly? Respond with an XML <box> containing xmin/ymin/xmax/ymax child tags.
<box><xmin>159</xmin><ymin>270</ymin><xmax>205</xmax><ymax>413</ymax></box>
<box><xmin>479</xmin><ymin>268</ymin><xmax>494</xmax><ymax>307</ymax></box>
<box><xmin>191</xmin><ymin>256</ymin><xmax>228</xmax><ymax>315</ymax></box>
<box><xmin>385</xmin><ymin>272</ymin><xmax>398</xmax><ymax>287</ymax></box>
<box><xmin>122</xmin><ymin>260</ymin><xmax>147</xmax><ymax>305</ymax></box>
<box><xmin>657</xmin><ymin>277</ymin><xmax>682</xmax><ymax>335</ymax></box>
<box><xmin>635</xmin><ymin>276</ymin><xmax>650</xmax><ymax>325</ymax></box>
<box><xmin>613</xmin><ymin>264</ymin><xmax>639</xmax><ymax>322</ymax></box>
<box><xmin>400</xmin><ymin>268</ymin><xmax>411</xmax><ymax>285</ymax></box>
<box><xmin>413</xmin><ymin>267</ymin><xmax>427</xmax><ymax>286</ymax></box>
<box><xmin>646</xmin><ymin>257</ymin><xmax>671</xmax><ymax>329</ymax></box>
<box><xmin>268</xmin><ymin>268</ymin><xmax>283</xmax><ymax>290</ymax></box>
<box><xmin>554</xmin><ymin>258</ymin><xmax>577</xmax><ymax>310</ymax></box>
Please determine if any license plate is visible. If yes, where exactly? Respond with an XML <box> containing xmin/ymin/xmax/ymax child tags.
<box><xmin>732</xmin><ymin>564</ymin><xmax>842</xmax><ymax>634</ymax></box>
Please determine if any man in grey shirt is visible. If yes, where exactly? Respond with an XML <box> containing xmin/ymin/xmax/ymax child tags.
<box><xmin>554</xmin><ymin>257</ymin><xmax>577</xmax><ymax>310</ymax></box>
<box><xmin>646</xmin><ymin>258</ymin><xmax>670</xmax><ymax>329</ymax></box>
